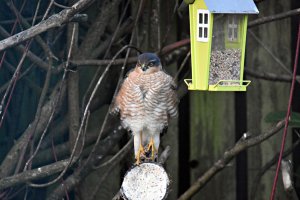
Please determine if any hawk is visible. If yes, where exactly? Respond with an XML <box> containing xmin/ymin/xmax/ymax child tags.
<box><xmin>112</xmin><ymin>53</ymin><xmax>178</xmax><ymax>164</ymax></box>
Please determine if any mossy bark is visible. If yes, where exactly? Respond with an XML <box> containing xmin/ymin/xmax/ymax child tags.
<box><xmin>190</xmin><ymin>91</ymin><xmax>236</xmax><ymax>200</ymax></box>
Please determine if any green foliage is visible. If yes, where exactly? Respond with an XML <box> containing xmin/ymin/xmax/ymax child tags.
<box><xmin>265</xmin><ymin>111</ymin><xmax>300</xmax><ymax>127</ymax></box>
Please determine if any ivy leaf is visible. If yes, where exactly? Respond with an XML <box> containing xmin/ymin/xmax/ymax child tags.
<box><xmin>265</xmin><ymin>111</ymin><xmax>300</xmax><ymax>127</ymax></box>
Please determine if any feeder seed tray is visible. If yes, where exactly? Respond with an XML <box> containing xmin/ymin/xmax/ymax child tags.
<box><xmin>121</xmin><ymin>162</ymin><xmax>169</xmax><ymax>200</ymax></box>
<box><xmin>209</xmin><ymin>49</ymin><xmax>241</xmax><ymax>85</ymax></box>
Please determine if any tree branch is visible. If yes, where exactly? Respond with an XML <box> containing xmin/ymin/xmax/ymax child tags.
<box><xmin>77</xmin><ymin>0</ymin><xmax>123</xmax><ymax>59</ymax></box>
<box><xmin>70</xmin><ymin>38</ymin><xmax>191</xmax><ymax>67</ymax></box>
<box><xmin>5</xmin><ymin>0</ymin><xmax>57</xmax><ymax>60</ymax></box>
<box><xmin>250</xmin><ymin>139</ymin><xmax>300</xmax><ymax>199</ymax></box>
<box><xmin>248</xmin><ymin>8</ymin><xmax>300</xmax><ymax>28</ymax></box>
<box><xmin>0</xmin><ymin>25</ymin><xmax>57</xmax><ymax>72</ymax></box>
<box><xmin>245</xmin><ymin>68</ymin><xmax>300</xmax><ymax>82</ymax></box>
<box><xmin>0</xmin><ymin>82</ymin><xmax>66</xmax><ymax>179</ymax></box>
<box><xmin>0</xmin><ymin>124</ymin><xmax>125</xmax><ymax>190</ymax></box>
<box><xmin>46</xmin><ymin>126</ymin><xmax>126</xmax><ymax>200</ymax></box>
<box><xmin>0</xmin><ymin>159</ymin><xmax>72</xmax><ymax>190</ymax></box>
<box><xmin>67</xmin><ymin>23</ymin><xmax>81</xmax><ymax>156</ymax></box>
<box><xmin>178</xmin><ymin>120</ymin><xmax>285</xmax><ymax>200</ymax></box>
<box><xmin>0</xmin><ymin>0</ymin><xmax>94</xmax><ymax>52</ymax></box>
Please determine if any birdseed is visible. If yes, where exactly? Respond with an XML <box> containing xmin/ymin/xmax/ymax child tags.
<box><xmin>121</xmin><ymin>163</ymin><xmax>169</xmax><ymax>200</ymax></box>
<box><xmin>209</xmin><ymin>49</ymin><xmax>241</xmax><ymax>85</ymax></box>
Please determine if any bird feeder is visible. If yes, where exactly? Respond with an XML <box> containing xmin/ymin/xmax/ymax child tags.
<box><xmin>184</xmin><ymin>0</ymin><xmax>259</xmax><ymax>91</ymax></box>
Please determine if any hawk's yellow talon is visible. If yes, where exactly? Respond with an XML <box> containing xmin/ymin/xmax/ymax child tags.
<box><xmin>135</xmin><ymin>143</ymin><xmax>145</xmax><ymax>165</ymax></box>
<box><xmin>147</xmin><ymin>137</ymin><xmax>157</xmax><ymax>161</ymax></box>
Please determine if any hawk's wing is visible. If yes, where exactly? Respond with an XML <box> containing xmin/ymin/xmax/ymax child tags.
<box><xmin>166</xmin><ymin>76</ymin><xmax>179</xmax><ymax>118</ymax></box>
<box><xmin>110</xmin><ymin>69</ymin><xmax>133</xmax><ymax>116</ymax></box>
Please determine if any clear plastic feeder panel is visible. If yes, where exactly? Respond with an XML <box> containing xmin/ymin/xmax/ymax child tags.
<box><xmin>209</xmin><ymin>14</ymin><xmax>242</xmax><ymax>86</ymax></box>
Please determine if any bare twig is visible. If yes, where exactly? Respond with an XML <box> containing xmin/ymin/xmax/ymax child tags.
<box><xmin>23</xmin><ymin>55</ymin><xmax>53</xmax><ymax>172</ymax></box>
<box><xmin>5</xmin><ymin>0</ymin><xmax>58</xmax><ymax>60</ymax></box>
<box><xmin>0</xmin><ymin>159</ymin><xmax>72</xmax><ymax>190</ymax></box>
<box><xmin>71</xmin><ymin>57</ymin><xmax>138</xmax><ymax>66</ymax></box>
<box><xmin>46</xmin><ymin>127</ymin><xmax>126</xmax><ymax>200</ymax></box>
<box><xmin>41</xmin><ymin>44</ymin><xmax>139</xmax><ymax>196</ymax></box>
<box><xmin>159</xmin><ymin>38</ymin><xmax>190</xmax><ymax>56</ymax></box>
<box><xmin>67</xmin><ymin>23</ymin><xmax>81</xmax><ymax>155</ymax></box>
<box><xmin>0</xmin><ymin>81</ymin><xmax>66</xmax><ymax>179</ymax></box>
<box><xmin>0</xmin><ymin>117</ymin><xmax>93</xmax><ymax>190</ymax></box>
<box><xmin>81</xmin><ymin>0</ymin><xmax>131</xmax><ymax>110</ymax></box>
<box><xmin>82</xmin><ymin>0</ymin><xmax>145</xmax><ymax>168</ymax></box>
<box><xmin>174</xmin><ymin>51</ymin><xmax>191</xmax><ymax>82</ymax></box>
<box><xmin>0</xmin><ymin>25</ymin><xmax>57</xmax><ymax>72</ymax></box>
<box><xmin>17</xmin><ymin>0</ymin><xmax>58</xmax><ymax>171</ymax></box>
<box><xmin>95</xmin><ymin>1</ymin><xmax>131</xmax><ymax>59</ymax></box>
<box><xmin>250</xmin><ymin>139</ymin><xmax>300</xmax><ymax>199</ymax></box>
<box><xmin>26</xmin><ymin>79</ymin><xmax>69</xmax><ymax>188</ymax></box>
<box><xmin>92</xmin><ymin>138</ymin><xmax>133</xmax><ymax>169</ymax></box>
<box><xmin>32</xmin><ymin>0</ymin><xmax>41</xmax><ymax>25</ymax></box>
<box><xmin>42</xmin><ymin>0</ymin><xmax>55</xmax><ymax>21</ymax></box>
<box><xmin>77</xmin><ymin>0</ymin><xmax>123</xmax><ymax>58</ymax></box>
<box><xmin>178</xmin><ymin>120</ymin><xmax>285</xmax><ymax>200</ymax></box>
<box><xmin>112</xmin><ymin>191</ymin><xmax>122</xmax><ymax>200</ymax></box>
<box><xmin>0</xmin><ymin>0</ymin><xmax>94</xmax><ymax>52</ymax></box>
<box><xmin>71</xmin><ymin>38</ymin><xmax>191</xmax><ymax>67</ymax></box>
<box><xmin>248</xmin><ymin>8</ymin><xmax>300</xmax><ymax>28</ymax></box>
<box><xmin>248</xmin><ymin>30</ymin><xmax>296</xmax><ymax>82</ymax></box>
<box><xmin>0</xmin><ymin>61</ymin><xmax>36</xmax><ymax>94</ymax></box>
<box><xmin>78</xmin><ymin>45</ymin><xmax>137</xmax><ymax>164</ymax></box>
<box><xmin>88</xmin><ymin>139</ymin><xmax>133</xmax><ymax>200</ymax></box>
<box><xmin>54</xmin><ymin>1</ymin><xmax>72</xmax><ymax>9</ymax></box>
<box><xmin>245</xmin><ymin>68</ymin><xmax>300</xmax><ymax>82</ymax></box>
<box><xmin>0</xmin><ymin>42</ymin><xmax>30</xmax><ymax>125</ymax></box>
<box><xmin>28</xmin><ymin>25</ymin><xmax>82</xmax><ymax>188</ymax></box>
<box><xmin>90</xmin><ymin>17</ymin><xmax>133</xmax><ymax>59</ymax></box>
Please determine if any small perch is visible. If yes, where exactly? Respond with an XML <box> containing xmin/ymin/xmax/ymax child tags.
<box><xmin>121</xmin><ymin>162</ymin><xmax>169</xmax><ymax>200</ymax></box>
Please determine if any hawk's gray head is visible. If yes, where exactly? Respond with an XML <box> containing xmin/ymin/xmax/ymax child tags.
<box><xmin>136</xmin><ymin>53</ymin><xmax>162</xmax><ymax>74</ymax></box>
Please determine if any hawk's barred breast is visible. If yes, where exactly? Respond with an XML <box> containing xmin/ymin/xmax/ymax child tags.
<box><xmin>115</xmin><ymin>70</ymin><xmax>178</xmax><ymax>134</ymax></box>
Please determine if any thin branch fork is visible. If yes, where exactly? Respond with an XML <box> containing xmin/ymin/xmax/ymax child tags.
<box><xmin>46</xmin><ymin>128</ymin><xmax>126</xmax><ymax>200</ymax></box>
<box><xmin>0</xmin><ymin>125</ymin><xmax>125</xmax><ymax>190</ymax></box>
<box><xmin>178</xmin><ymin>120</ymin><xmax>285</xmax><ymax>200</ymax></box>
<box><xmin>70</xmin><ymin>38</ymin><xmax>191</xmax><ymax>67</ymax></box>
<box><xmin>0</xmin><ymin>0</ymin><xmax>94</xmax><ymax>52</ymax></box>
<box><xmin>0</xmin><ymin>25</ymin><xmax>54</xmax><ymax>72</ymax></box>
<box><xmin>0</xmin><ymin>159</ymin><xmax>73</xmax><ymax>190</ymax></box>
<box><xmin>248</xmin><ymin>8</ymin><xmax>300</xmax><ymax>28</ymax></box>
<box><xmin>5</xmin><ymin>0</ymin><xmax>57</xmax><ymax>60</ymax></box>
<box><xmin>0</xmin><ymin>119</ymin><xmax>285</xmax><ymax>196</ymax></box>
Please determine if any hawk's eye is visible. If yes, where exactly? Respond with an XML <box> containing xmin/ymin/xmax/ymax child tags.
<box><xmin>136</xmin><ymin>63</ymin><xmax>141</xmax><ymax>67</ymax></box>
<box><xmin>148</xmin><ymin>62</ymin><xmax>154</xmax><ymax>67</ymax></box>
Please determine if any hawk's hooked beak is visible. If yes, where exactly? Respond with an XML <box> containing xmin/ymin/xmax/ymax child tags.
<box><xmin>141</xmin><ymin>64</ymin><xmax>148</xmax><ymax>72</ymax></box>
